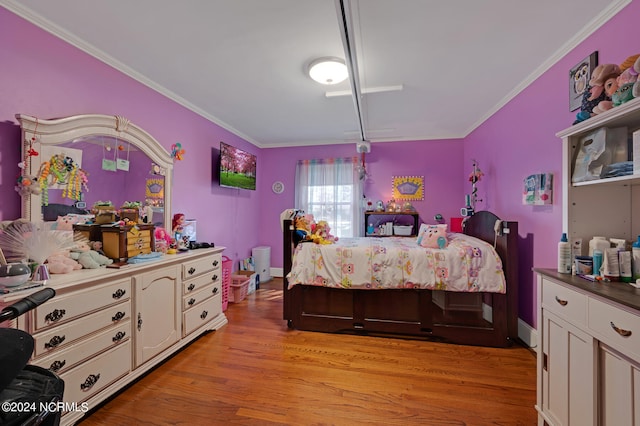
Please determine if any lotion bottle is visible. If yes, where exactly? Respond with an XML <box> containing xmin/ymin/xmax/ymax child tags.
<box><xmin>558</xmin><ymin>233</ymin><xmax>571</xmax><ymax>274</ymax></box>
<box><xmin>632</xmin><ymin>236</ymin><xmax>640</xmax><ymax>280</ymax></box>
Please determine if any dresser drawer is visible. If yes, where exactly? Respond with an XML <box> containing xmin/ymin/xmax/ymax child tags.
<box><xmin>33</xmin><ymin>300</ymin><xmax>130</xmax><ymax>357</ymax></box>
<box><xmin>61</xmin><ymin>340</ymin><xmax>131</xmax><ymax>404</ymax></box>
<box><xmin>182</xmin><ymin>283</ymin><xmax>220</xmax><ymax>310</ymax></box>
<box><xmin>588</xmin><ymin>298</ymin><xmax>640</xmax><ymax>361</ymax></box>
<box><xmin>183</xmin><ymin>294</ymin><xmax>220</xmax><ymax>337</ymax></box>
<box><xmin>182</xmin><ymin>254</ymin><xmax>221</xmax><ymax>280</ymax></box>
<box><xmin>32</xmin><ymin>279</ymin><xmax>131</xmax><ymax>332</ymax></box>
<box><xmin>33</xmin><ymin>320</ymin><xmax>131</xmax><ymax>374</ymax></box>
<box><xmin>182</xmin><ymin>270</ymin><xmax>220</xmax><ymax>295</ymax></box>
<box><xmin>541</xmin><ymin>278</ymin><xmax>587</xmax><ymax>327</ymax></box>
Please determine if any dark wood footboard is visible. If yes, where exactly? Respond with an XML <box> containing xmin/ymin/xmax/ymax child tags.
<box><xmin>283</xmin><ymin>211</ymin><xmax>519</xmax><ymax>347</ymax></box>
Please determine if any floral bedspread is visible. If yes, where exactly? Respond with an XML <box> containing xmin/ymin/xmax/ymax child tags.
<box><xmin>288</xmin><ymin>233</ymin><xmax>506</xmax><ymax>293</ymax></box>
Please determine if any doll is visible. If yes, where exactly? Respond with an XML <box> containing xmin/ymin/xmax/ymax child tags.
<box><xmin>172</xmin><ymin>213</ymin><xmax>185</xmax><ymax>235</ymax></box>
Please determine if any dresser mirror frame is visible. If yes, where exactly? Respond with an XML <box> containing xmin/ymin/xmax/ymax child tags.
<box><xmin>17</xmin><ymin>114</ymin><xmax>173</xmax><ymax>229</ymax></box>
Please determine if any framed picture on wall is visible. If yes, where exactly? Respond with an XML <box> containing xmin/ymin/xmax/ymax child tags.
<box><xmin>392</xmin><ymin>176</ymin><xmax>424</xmax><ymax>201</ymax></box>
<box><xmin>569</xmin><ymin>51</ymin><xmax>598</xmax><ymax>112</ymax></box>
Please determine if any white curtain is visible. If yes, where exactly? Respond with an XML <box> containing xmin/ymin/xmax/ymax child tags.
<box><xmin>295</xmin><ymin>157</ymin><xmax>363</xmax><ymax>238</ymax></box>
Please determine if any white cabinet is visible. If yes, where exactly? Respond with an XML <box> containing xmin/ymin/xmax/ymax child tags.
<box><xmin>537</xmin><ymin>275</ymin><xmax>596</xmax><ymax>426</ymax></box>
<box><xmin>537</xmin><ymin>97</ymin><xmax>640</xmax><ymax>425</ymax></box>
<box><xmin>1</xmin><ymin>247</ymin><xmax>227</xmax><ymax>425</ymax></box>
<box><xmin>536</xmin><ymin>271</ymin><xmax>640</xmax><ymax>426</ymax></box>
<box><xmin>134</xmin><ymin>265</ymin><xmax>180</xmax><ymax>367</ymax></box>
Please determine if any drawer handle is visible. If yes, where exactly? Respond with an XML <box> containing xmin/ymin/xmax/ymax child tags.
<box><xmin>200</xmin><ymin>310</ymin><xmax>208</xmax><ymax>320</ymax></box>
<box><xmin>50</xmin><ymin>359</ymin><xmax>66</xmax><ymax>372</ymax></box>
<box><xmin>80</xmin><ymin>373</ymin><xmax>100</xmax><ymax>391</ymax></box>
<box><xmin>112</xmin><ymin>331</ymin><xmax>126</xmax><ymax>342</ymax></box>
<box><xmin>45</xmin><ymin>308</ymin><xmax>66</xmax><ymax>323</ymax></box>
<box><xmin>112</xmin><ymin>311</ymin><xmax>126</xmax><ymax>322</ymax></box>
<box><xmin>188</xmin><ymin>267</ymin><xmax>196</xmax><ymax>275</ymax></box>
<box><xmin>555</xmin><ymin>296</ymin><xmax>568</xmax><ymax>306</ymax></box>
<box><xmin>212</xmin><ymin>287</ymin><xmax>219</xmax><ymax>295</ymax></box>
<box><xmin>45</xmin><ymin>335</ymin><xmax>66</xmax><ymax>349</ymax></box>
<box><xmin>187</xmin><ymin>283</ymin><xmax>195</xmax><ymax>291</ymax></box>
<box><xmin>213</xmin><ymin>260</ymin><xmax>219</xmax><ymax>267</ymax></box>
<box><xmin>212</xmin><ymin>274</ymin><xmax>218</xmax><ymax>281</ymax></box>
<box><xmin>113</xmin><ymin>289</ymin><xmax>127</xmax><ymax>299</ymax></box>
<box><xmin>610</xmin><ymin>321</ymin><xmax>632</xmax><ymax>337</ymax></box>
<box><xmin>188</xmin><ymin>298</ymin><xmax>196</xmax><ymax>306</ymax></box>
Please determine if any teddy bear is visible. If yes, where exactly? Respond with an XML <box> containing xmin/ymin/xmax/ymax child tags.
<box><xmin>46</xmin><ymin>252</ymin><xmax>82</xmax><ymax>274</ymax></box>
<box><xmin>70</xmin><ymin>242</ymin><xmax>113</xmax><ymax>268</ymax></box>
<box><xmin>312</xmin><ymin>220</ymin><xmax>338</xmax><ymax>244</ymax></box>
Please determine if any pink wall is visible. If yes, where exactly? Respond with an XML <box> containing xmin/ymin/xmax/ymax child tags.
<box><xmin>259</xmin><ymin>139</ymin><xmax>465</xmax><ymax>267</ymax></box>
<box><xmin>1</xmin><ymin>2</ymin><xmax>637</xmax><ymax>330</ymax></box>
<box><xmin>0</xmin><ymin>8</ymin><xmax>260</xmax><ymax>267</ymax></box>
<box><xmin>464</xmin><ymin>0</ymin><xmax>639</xmax><ymax>326</ymax></box>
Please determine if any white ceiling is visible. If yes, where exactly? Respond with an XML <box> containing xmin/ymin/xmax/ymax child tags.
<box><xmin>2</xmin><ymin>0</ymin><xmax>627</xmax><ymax>148</ymax></box>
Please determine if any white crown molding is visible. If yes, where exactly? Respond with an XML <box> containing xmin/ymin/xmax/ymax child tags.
<box><xmin>0</xmin><ymin>0</ymin><xmax>262</xmax><ymax>147</ymax></box>
<box><xmin>463</xmin><ymin>0</ymin><xmax>631</xmax><ymax>138</ymax></box>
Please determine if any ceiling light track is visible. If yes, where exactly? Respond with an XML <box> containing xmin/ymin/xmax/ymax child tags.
<box><xmin>335</xmin><ymin>0</ymin><xmax>367</xmax><ymax>143</ymax></box>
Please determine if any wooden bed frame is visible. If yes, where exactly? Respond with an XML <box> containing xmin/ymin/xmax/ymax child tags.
<box><xmin>282</xmin><ymin>211</ymin><xmax>519</xmax><ymax>347</ymax></box>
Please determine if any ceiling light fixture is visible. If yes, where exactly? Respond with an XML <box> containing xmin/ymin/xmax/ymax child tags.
<box><xmin>308</xmin><ymin>57</ymin><xmax>348</xmax><ymax>85</ymax></box>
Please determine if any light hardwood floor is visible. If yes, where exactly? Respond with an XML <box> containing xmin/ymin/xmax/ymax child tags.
<box><xmin>79</xmin><ymin>278</ymin><xmax>537</xmax><ymax>425</ymax></box>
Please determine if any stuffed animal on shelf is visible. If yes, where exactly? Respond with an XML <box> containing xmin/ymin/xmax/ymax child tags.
<box><xmin>46</xmin><ymin>252</ymin><xmax>82</xmax><ymax>274</ymax></box>
<box><xmin>613</xmin><ymin>54</ymin><xmax>640</xmax><ymax>104</ymax></box>
<box><xmin>70</xmin><ymin>242</ymin><xmax>113</xmax><ymax>269</ymax></box>
<box><xmin>588</xmin><ymin>63</ymin><xmax>621</xmax><ymax>115</ymax></box>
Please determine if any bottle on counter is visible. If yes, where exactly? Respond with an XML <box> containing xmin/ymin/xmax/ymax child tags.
<box><xmin>589</xmin><ymin>236</ymin><xmax>610</xmax><ymax>257</ymax></box>
<box><xmin>633</xmin><ymin>236</ymin><xmax>640</xmax><ymax>280</ymax></box>
<box><xmin>558</xmin><ymin>233</ymin><xmax>571</xmax><ymax>274</ymax></box>
<box><xmin>593</xmin><ymin>249</ymin><xmax>604</xmax><ymax>277</ymax></box>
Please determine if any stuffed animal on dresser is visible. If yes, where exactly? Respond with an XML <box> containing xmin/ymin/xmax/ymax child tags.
<box><xmin>70</xmin><ymin>242</ymin><xmax>113</xmax><ymax>268</ymax></box>
<box><xmin>46</xmin><ymin>252</ymin><xmax>82</xmax><ymax>274</ymax></box>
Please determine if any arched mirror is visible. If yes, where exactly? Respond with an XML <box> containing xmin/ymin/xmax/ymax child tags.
<box><xmin>16</xmin><ymin>114</ymin><xmax>173</xmax><ymax>230</ymax></box>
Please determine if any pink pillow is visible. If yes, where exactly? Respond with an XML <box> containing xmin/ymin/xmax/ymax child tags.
<box><xmin>417</xmin><ymin>224</ymin><xmax>448</xmax><ymax>249</ymax></box>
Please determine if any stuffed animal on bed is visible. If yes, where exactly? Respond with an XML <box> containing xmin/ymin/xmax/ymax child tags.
<box><xmin>293</xmin><ymin>215</ymin><xmax>312</xmax><ymax>245</ymax></box>
<box><xmin>311</xmin><ymin>220</ymin><xmax>338</xmax><ymax>244</ymax></box>
<box><xmin>417</xmin><ymin>224</ymin><xmax>448</xmax><ymax>249</ymax></box>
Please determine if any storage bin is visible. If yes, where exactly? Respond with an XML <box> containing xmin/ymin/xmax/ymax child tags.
<box><xmin>221</xmin><ymin>256</ymin><xmax>232</xmax><ymax>311</ymax></box>
<box><xmin>229</xmin><ymin>275</ymin><xmax>249</xmax><ymax>303</ymax></box>
<box><xmin>234</xmin><ymin>270</ymin><xmax>257</xmax><ymax>294</ymax></box>
<box><xmin>393</xmin><ymin>225</ymin><xmax>413</xmax><ymax>236</ymax></box>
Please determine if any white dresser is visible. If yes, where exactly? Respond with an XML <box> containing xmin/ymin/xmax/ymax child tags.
<box><xmin>1</xmin><ymin>247</ymin><xmax>227</xmax><ymax>425</ymax></box>
<box><xmin>535</xmin><ymin>269</ymin><xmax>640</xmax><ymax>426</ymax></box>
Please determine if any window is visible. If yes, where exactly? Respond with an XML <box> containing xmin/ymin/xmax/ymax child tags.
<box><xmin>295</xmin><ymin>157</ymin><xmax>363</xmax><ymax>238</ymax></box>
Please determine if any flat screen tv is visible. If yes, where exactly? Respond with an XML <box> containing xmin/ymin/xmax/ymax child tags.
<box><xmin>219</xmin><ymin>141</ymin><xmax>257</xmax><ymax>190</ymax></box>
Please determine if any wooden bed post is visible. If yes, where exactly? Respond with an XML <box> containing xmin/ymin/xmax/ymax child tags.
<box><xmin>282</xmin><ymin>219</ymin><xmax>294</xmax><ymax>322</ymax></box>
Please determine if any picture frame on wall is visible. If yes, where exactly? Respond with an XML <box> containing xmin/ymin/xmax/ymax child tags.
<box><xmin>392</xmin><ymin>176</ymin><xmax>424</xmax><ymax>201</ymax></box>
<box><xmin>569</xmin><ymin>51</ymin><xmax>598</xmax><ymax>112</ymax></box>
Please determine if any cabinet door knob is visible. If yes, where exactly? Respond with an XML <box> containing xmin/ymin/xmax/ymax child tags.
<box><xmin>610</xmin><ymin>321</ymin><xmax>632</xmax><ymax>337</ymax></box>
<box><xmin>112</xmin><ymin>331</ymin><xmax>126</xmax><ymax>342</ymax></box>
<box><xmin>50</xmin><ymin>359</ymin><xmax>66</xmax><ymax>372</ymax></box>
<box><xmin>45</xmin><ymin>334</ymin><xmax>66</xmax><ymax>349</ymax></box>
<box><xmin>137</xmin><ymin>312</ymin><xmax>143</xmax><ymax>331</ymax></box>
<box><xmin>80</xmin><ymin>373</ymin><xmax>100</xmax><ymax>391</ymax></box>
<box><xmin>555</xmin><ymin>296</ymin><xmax>568</xmax><ymax>306</ymax></box>
<box><xmin>45</xmin><ymin>308</ymin><xmax>66</xmax><ymax>323</ymax></box>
